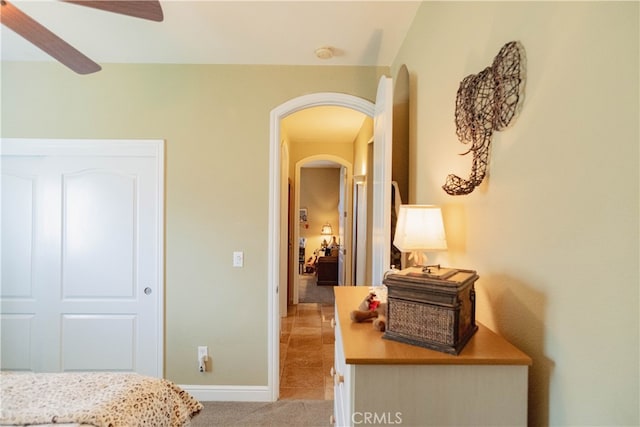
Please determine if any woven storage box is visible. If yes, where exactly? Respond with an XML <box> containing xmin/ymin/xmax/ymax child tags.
<box><xmin>382</xmin><ymin>267</ymin><xmax>478</xmax><ymax>355</ymax></box>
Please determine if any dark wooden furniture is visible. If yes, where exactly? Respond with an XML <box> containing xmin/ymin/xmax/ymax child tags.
<box><xmin>383</xmin><ymin>267</ymin><xmax>478</xmax><ymax>355</ymax></box>
<box><xmin>316</xmin><ymin>256</ymin><xmax>338</xmax><ymax>285</ymax></box>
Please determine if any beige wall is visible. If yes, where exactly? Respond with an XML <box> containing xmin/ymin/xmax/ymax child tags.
<box><xmin>392</xmin><ymin>1</ymin><xmax>638</xmax><ymax>425</ymax></box>
<box><xmin>1</xmin><ymin>63</ymin><xmax>387</xmax><ymax>386</ymax></box>
<box><xmin>353</xmin><ymin>117</ymin><xmax>374</xmax><ymax>178</ymax></box>
<box><xmin>289</xmin><ymin>140</ymin><xmax>354</xmax><ymax>179</ymax></box>
<box><xmin>3</xmin><ymin>1</ymin><xmax>638</xmax><ymax>423</ymax></box>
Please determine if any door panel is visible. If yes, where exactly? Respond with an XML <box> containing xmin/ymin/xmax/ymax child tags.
<box><xmin>1</xmin><ymin>173</ymin><xmax>34</xmax><ymax>297</ymax></box>
<box><xmin>371</xmin><ymin>76</ymin><xmax>393</xmax><ymax>285</ymax></box>
<box><xmin>62</xmin><ymin>314</ymin><xmax>136</xmax><ymax>371</ymax></box>
<box><xmin>353</xmin><ymin>179</ymin><xmax>367</xmax><ymax>285</ymax></box>
<box><xmin>0</xmin><ymin>139</ymin><xmax>163</xmax><ymax>376</ymax></box>
<box><xmin>338</xmin><ymin>166</ymin><xmax>347</xmax><ymax>285</ymax></box>
<box><xmin>63</xmin><ymin>170</ymin><xmax>136</xmax><ymax>298</ymax></box>
<box><xmin>0</xmin><ymin>314</ymin><xmax>34</xmax><ymax>370</ymax></box>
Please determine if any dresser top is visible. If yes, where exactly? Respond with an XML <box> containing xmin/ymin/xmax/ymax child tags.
<box><xmin>335</xmin><ymin>286</ymin><xmax>532</xmax><ymax>366</ymax></box>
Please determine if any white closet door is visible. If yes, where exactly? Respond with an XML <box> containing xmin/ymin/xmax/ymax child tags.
<box><xmin>1</xmin><ymin>139</ymin><xmax>163</xmax><ymax>376</ymax></box>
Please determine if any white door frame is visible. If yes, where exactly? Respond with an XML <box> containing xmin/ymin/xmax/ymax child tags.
<box><xmin>268</xmin><ymin>93</ymin><xmax>374</xmax><ymax>400</ymax></box>
<box><xmin>0</xmin><ymin>138</ymin><xmax>164</xmax><ymax>376</ymax></box>
<box><xmin>371</xmin><ymin>76</ymin><xmax>393</xmax><ymax>286</ymax></box>
<box><xmin>352</xmin><ymin>174</ymin><xmax>368</xmax><ymax>285</ymax></box>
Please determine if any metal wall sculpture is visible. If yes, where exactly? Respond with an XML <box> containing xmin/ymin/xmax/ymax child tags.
<box><xmin>443</xmin><ymin>41</ymin><xmax>526</xmax><ymax>195</ymax></box>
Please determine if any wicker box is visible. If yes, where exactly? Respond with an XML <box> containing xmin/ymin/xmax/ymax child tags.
<box><xmin>382</xmin><ymin>267</ymin><xmax>478</xmax><ymax>355</ymax></box>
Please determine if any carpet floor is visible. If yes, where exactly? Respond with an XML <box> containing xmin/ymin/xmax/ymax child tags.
<box><xmin>298</xmin><ymin>275</ymin><xmax>335</xmax><ymax>304</ymax></box>
<box><xmin>190</xmin><ymin>400</ymin><xmax>333</xmax><ymax>426</ymax></box>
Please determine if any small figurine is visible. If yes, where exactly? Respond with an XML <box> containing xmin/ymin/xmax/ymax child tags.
<box><xmin>350</xmin><ymin>288</ymin><xmax>388</xmax><ymax>332</ymax></box>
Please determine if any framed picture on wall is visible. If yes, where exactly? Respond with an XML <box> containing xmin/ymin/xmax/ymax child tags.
<box><xmin>299</xmin><ymin>208</ymin><xmax>308</xmax><ymax>223</ymax></box>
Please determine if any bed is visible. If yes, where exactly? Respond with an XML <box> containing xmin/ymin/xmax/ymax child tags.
<box><xmin>0</xmin><ymin>372</ymin><xmax>203</xmax><ymax>426</ymax></box>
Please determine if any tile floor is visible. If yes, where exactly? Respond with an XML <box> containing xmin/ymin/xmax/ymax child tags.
<box><xmin>279</xmin><ymin>299</ymin><xmax>335</xmax><ymax>400</ymax></box>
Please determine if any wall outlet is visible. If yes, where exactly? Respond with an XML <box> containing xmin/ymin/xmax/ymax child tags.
<box><xmin>198</xmin><ymin>346</ymin><xmax>208</xmax><ymax>372</ymax></box>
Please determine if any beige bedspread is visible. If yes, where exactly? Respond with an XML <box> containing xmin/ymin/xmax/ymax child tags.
<box><xmin>0</xmin><ymin>372</ymin><xmax>202</xmax><ymax>427</ymax></box>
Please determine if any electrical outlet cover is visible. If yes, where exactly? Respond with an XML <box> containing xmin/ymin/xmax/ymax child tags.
<box><xmin>198</xmin><ymin>346</ymin><xmax>208</xmax><ymax>359</ymax></box>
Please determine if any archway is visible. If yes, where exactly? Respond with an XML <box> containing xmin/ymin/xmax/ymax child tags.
<box><xmin>268</xmin><ymin>93</ymin><xmax>374</xmax><ymax>400</ymax></box>
<box><xmin>293</xmin><ymin>154</ymin><xmax>353</xmax><ymax>303</ymax></box>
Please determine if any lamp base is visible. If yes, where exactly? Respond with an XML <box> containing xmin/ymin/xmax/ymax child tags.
<box><xmin>407</xmin><ymin>252</ymin><xmax>441</xmax><ymax>271</ymax></box>
<box><xmin>408</xmin><ymin>251</ymin><xmax>428</xmax><ymax>267</ymax></box>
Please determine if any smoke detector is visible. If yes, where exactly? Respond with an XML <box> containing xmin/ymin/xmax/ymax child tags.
<box><xmin>315</xmin><ymin>47</ymin><xmax>334</xmax><ymax>60</ymax></box>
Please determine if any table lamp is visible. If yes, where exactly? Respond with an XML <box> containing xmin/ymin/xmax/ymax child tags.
<box><xmin>393</xmin><ymin>205</ymin><xmax>448</xmax><ymax>271</ymax></box>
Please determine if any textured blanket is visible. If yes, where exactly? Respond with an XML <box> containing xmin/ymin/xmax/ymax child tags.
<box><xmin>0</xmin><ymin>372</ymin><xmax>202</xmax><ymax>427</ymax></box>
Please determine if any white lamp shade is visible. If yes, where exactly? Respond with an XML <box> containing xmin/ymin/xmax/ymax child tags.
<box><xmin>393</xmin><ymin>205</ymin><xmax>448</xmax><ymax>252</ymax></box>
<box><xmin>321</xmin><ymin>223</ymin><xmax>333</xmax><ymax>235</ymax></box>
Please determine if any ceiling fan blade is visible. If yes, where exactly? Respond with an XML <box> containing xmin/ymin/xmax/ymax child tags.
<box><xmin>63</xmin><ymin>0</ymin><xmax>164</xmax><ymax>22</ymax></box>
<box><xmin>0</xmin><ymin>0</ymin><xmax>101</xmax><ymax>74</ymax></box>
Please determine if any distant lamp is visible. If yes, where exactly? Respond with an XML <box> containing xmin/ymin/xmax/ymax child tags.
<box><xmin>393</xmin><ymin>205</ymin><xmax>448</xmax><ymax>269</ymax></box>
<box><xmin>321</xmin><ymin>223</ymin><xmax>333</xmax><ymax>236</ymax></box>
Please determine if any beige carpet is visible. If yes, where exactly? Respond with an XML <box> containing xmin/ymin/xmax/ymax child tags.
<box><xmin>298</xmin><ymin>275</ymin><xmax>335</xmax><ymax>304</ymax></box>
<box><xmin>190</xmin><ymin>400</ymin><xmax>333</xmax><ymax>426</ymax></box>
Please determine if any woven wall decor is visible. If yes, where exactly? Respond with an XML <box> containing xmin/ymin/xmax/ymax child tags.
<box><xmin>442</xmin><ymin>41</ymin><xmax>526</xmax><ymax>195</ymax></box>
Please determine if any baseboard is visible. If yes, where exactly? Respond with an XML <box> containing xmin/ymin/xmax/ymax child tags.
<box><xmin>180</xmin><ymin>384</ymin><xmax>274</xmax><ymax>402</ymax></box>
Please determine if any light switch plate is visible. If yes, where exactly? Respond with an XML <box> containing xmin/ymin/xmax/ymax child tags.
<box><xmin>233</xmin><ymin>251</ymin><xmax>244</xmax><ymax>267</ymax></box>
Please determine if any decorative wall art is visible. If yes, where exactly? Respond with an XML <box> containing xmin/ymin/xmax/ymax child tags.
<box><xmin>442</xmin><ymin>41</ymin><xmax>527</xmax><ymax>195</ymax></box>
<box><xmin>299</xmin><ymin>208</ymin><xmax>309</xmax><ymax>229</ymax></box>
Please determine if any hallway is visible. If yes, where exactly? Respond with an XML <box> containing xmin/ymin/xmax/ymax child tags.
<box><xmin>279</xmin><ymin>292</ymin><xmax>335</xmax><ymax>400</ymax></box>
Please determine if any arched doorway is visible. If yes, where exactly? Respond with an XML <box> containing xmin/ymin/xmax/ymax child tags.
<box><xmin>293</xmin><ymin>155</ymin><xmax>353</xmax><ymax>304</ymax></box>
<box><xmin>268</xmin><ymin>93</ymin><xmax>375</xmax><ymax>400</ymax></box>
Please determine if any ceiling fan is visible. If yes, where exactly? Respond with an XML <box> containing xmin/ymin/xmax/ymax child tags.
<box><xmin>0</xmin><ymin>0</ymin><xmax>163</xmax><ymax>74</ymax></box>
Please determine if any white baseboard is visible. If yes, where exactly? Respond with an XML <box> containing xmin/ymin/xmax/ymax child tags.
<box><xmin>180</xmin><ymin>384</ymin><xmax>275</xmax><ymax>402</ymax></box>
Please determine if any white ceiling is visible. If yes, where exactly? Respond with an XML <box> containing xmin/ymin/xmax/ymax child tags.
<box><xmin>1</xmin><ymin>0</ymin><xmax>420</xmax><ymax>147</ymax></box>
<box><xmin>1</xmin><ymin>0</ymin><xmax>421</xmax><ymax>66</ymax></box>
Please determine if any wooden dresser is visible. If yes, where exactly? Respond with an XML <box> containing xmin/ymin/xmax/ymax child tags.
<box><xmin>316</xmin><ymin>256</ymin><xmax>338</xmax><ymax>285</ymax></box>
<box><xmin>331</xmin><ymin>286</ymin><xmax>531</xmax><ymax>426</ymax></box>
